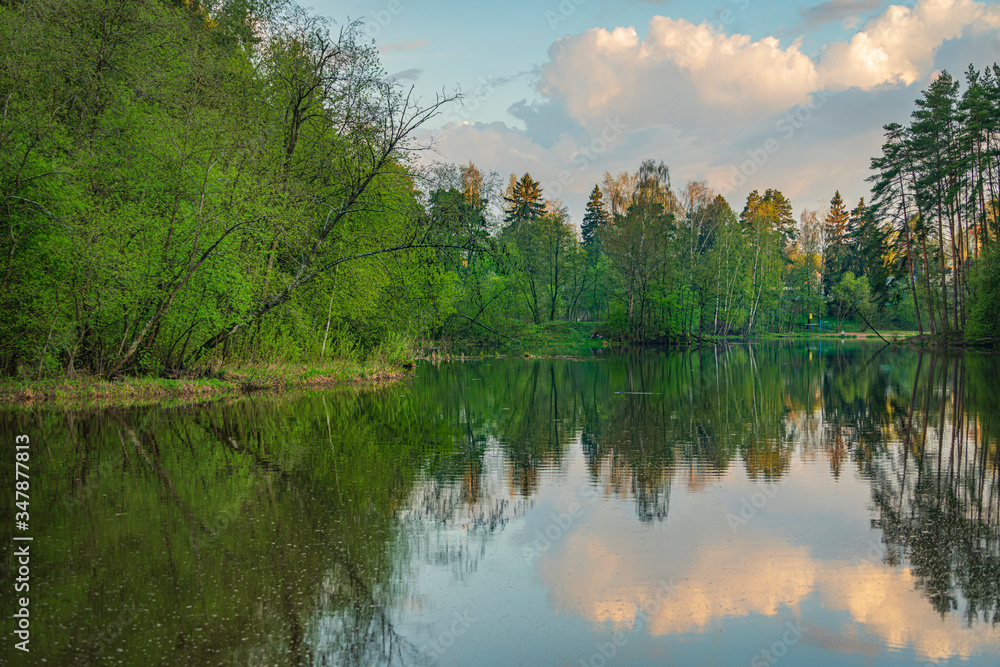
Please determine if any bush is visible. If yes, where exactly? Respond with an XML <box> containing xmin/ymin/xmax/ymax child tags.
<box><xmin>966</xmin><ymin>248</ymin><xmax>1000</xmax><ymax>341</ymax></box>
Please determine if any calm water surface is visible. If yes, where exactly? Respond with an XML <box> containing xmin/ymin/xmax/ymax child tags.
<box><xmin>1</xmin><ymin>342</ymin><xmax>999</xmax><ymax>665</ymax></box>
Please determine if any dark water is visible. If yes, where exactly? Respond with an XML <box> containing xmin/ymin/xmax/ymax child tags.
<box><xmin>1</xmin><ymin>342</ymin><xmax>999</xmax><ymax>665</ymax></box>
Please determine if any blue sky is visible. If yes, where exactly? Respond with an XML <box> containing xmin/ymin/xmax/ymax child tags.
<box><xmin>313</xmin><ymin>0</ymin><xmax>1000</xmax><ymax>222</ymax></box>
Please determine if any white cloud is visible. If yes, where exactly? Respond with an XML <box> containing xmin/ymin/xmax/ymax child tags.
<box><xmin>422</xmin><ymin>0</ymin><xmax>1000</xmax><ymax>221</ymax></box>
<box><xmin>537</xmin><ymin>531</ymin><xmax>1000</xmax><ymax>662</ymax></box>
<box><xmin>536</xmin><ymin>0</ymin><xmax>999</xmax><ymax>132</ymax></box>
<box><xmin>820</xmin><ymin>0</ymin><xmax>1000</xmax><ymax>90</ymax></box>
<box><xmin>538</xmin><ymin>19</ymin><xmax>820</xmax><ymax>131</ymax></box>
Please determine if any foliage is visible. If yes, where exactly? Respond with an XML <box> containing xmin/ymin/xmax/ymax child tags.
<box><xmin>581</xmin><ymin>185</ymin><xmax>608</xmax><ymax>254</ymax></box>
<box><xmin>966</xmin><ymin>247</ymin><xmax>1000</xmax><ymax>340</ymax></box>
<box><xmin>0</xmin><ymin>0</ymin><xmax>461</xmax><ymax>379</ymax></box>
<box><xmin>868</xmin><ymin>65</ymin><xmax>1000</xmax><ymax>338</ymax></box>
<box><xmin>831</xmin><ymin>271</ymin><xmax>873</xmax><ymax>331</ymax></box>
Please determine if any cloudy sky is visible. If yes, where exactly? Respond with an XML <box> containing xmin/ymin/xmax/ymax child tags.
<box><xmin>318</xmin><ymin>0</ymin><xmax>1000</xmax><ymax>222</ymax></box>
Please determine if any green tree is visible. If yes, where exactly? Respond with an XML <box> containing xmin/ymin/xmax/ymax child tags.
<box><xmin>503</xmin><ymin>173</ymin><xmax>545</xmax><ymax>227</ymax></box>
<box><xmin>0</xmin><ymin>0</ymin><xmax>462</xmax><ymax>378</ymax></box>
<box><xmin>909</xmin><ymin>70</ymin><xmax>963</xmax><ymax>332</ymax></box>
<box><xmin>603</xmin><ymin>194</ymin><xmax>676</xmax><ymax>339</ymax></box>
<box><xmin>502</xmin><ymin>205</ymin><xmax>580</xmax><ymax>324</ymax></box>
<box><xmin>581</xmin><ymin>185</ymin><xmax>608</xmax><ymax>253</ymax></box>
<box><xmin>822</xmin><ymin>190</ymin><xmax>850</xmax><ymax>297</ymax></box>
<box><xmin>869</xmin><ymin>122</ymin><xmax>928</xmax><ymax>335</ymax></box>
<box><xmin>831</xmin><ymin>271</ymin><xmax>873</xmax><ymax>331</ymax></box>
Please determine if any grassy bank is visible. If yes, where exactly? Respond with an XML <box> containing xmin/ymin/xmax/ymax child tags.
<box><xmin>766</xmin><ymin>330</ymin><xmax>917</xmax><ymax>341</ymax></box>
<box><xmin>903</xmin><ymin>333</ymin><xmax>1000</xmax><ymax>349</ymax></box>
<box><xmin>512</xmin><ymin>321</ymin><xmax>607</xmax><ymax>356</ymax></box>
<box><xmin>427</xmin><ymin>321</ymin><xmax>607</xmax><ymax>359</ymax></box>
<box><xmin>0</xmin><ymin>359</ymin><xmax>411</xmax><ymax>407</ymax></box>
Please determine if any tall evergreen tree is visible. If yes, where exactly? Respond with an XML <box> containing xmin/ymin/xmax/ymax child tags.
<box><xmin>741</xmin><ymin>189</ymin><xmax>795</xmax><ymax>242</ymax></box>
<box><xmin>909</xmin><ymin>70</ymin><xmax>963</xmax><ymax>331</ymax></box>
<box><xmin>846</xmin><ymin>198</ymin><xmax>894</xmax><ymax>309</ymax></box>
<box><xmin>825</xmin><ymin>191</ymin><xmax>849</xmax><ymax>247</ymax></box>
<box><xmin>503</xmin><ymin>173</ymin><xmax>544</xmax><ymax>227</ymax></box>
<box><xmin>869</xmin><ymin>122</ymin><xmax>927</xmax><ymax>334</ymax></box>
<box><xmin>581</xmin><ymin>185</ymin><xmax>608</xmax><ymax>253</ymax></box>
<box><xmin>763</xmin><ymin>189</ymin><xmax>796</xmax><ymax>242</ymax></box>
<box><xmin>823</xmin><ymin>190</ymin><xmax>850</xmax><ymax>296</ymax></box>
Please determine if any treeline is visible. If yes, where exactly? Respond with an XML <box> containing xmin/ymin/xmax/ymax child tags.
<box><xmin>870</xmin><ymin>65</ymin><xmax>1000</xmax><ymax>340</ymax></box>
<box><xmin>3</xmin><ymin>0</ymin><xmax>999</xmax><ymax>381</ymax></box>
<box><xmin>432</xmin><ymin>163</ymin><xmax>912</xmax><ymax>345</ymax></box>
<box><xmin>0</xmin><ymin>0</ymin><xmax>463</xmax><ymax>378</ymax></box>
<box><xmin>432</xmin><ymin>66</ymin><xmax>1000</xmax><ymax>346</ymax></box>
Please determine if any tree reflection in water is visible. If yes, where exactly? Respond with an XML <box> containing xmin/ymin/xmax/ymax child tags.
<box><xmin>1</xmin><ymin>343</ymin><xmax>997</xmax><ymax>666</ymax></box>
<box><xmin>412</xmin><ymin>345</ymin><xmax>999</xmax><ymax>629</ymax></box>
<box><xmin>866</xmin><ymin>352</ymin><xmax>1000</xmax><ymax>625</ymax></box>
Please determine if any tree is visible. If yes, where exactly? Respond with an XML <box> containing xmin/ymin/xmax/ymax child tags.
<box><xmin>831</xmin><ymin>271</ymin><xmax>873</xmax><ymax>331</ymax></box>
<box><xmin>869</xmin><ymin>122</ymin><xmax>928</xmax><ymax>335</ymax></box>
<box><xmin>503</xmin><ymin>173</ymin><xmax>544</xmax><ymax>227</ymax></box>
<box><xmin>825</xmin><ymin>191</ymin><xmax>850</xmax><ymax>247</ymax></box>
<box><xmin>461</xmin><ymin>161</ymin><xmax>485</xmax><ymax>210</ymax></box>
<box><xmin>740</xmin><ymin>191</ymin><xmax>789</xmax><ymax>331</ymax></box>
<box><xmin>602</xmin><ymin>165</ymin><xmax>679</xmax><ymax>341</ymax></box>
<box><xmin>789</xmin><ymin>209</ymin><xmax>824</xmax><ymax>326</ymax></box>
<box><xmin>0</xmin><ymin>0</ymin><xmax>465</xmax><ymax>377</ymax></box>
<box><xmin>909</xmin><ymin>70</ymin><xmax>962</xmax><ymax>332</ymax></box>
<box><xmin>581</xmin><ymin>185</ymin><xmax>608</xmax><ymax>253</ymax></box>
<box><xmin>741</xmin><ymin>189</ymin><xmax>795</xmax><ymax>243</ymax></box>
<box><xmin>600</xmin><ymin>170</ymin><xmax>637</xmax><ymax>219</ymax></box>
<box><xmin>822</xmin><ymin>190</ymin><xmax>850</xmax><ymax>298</ymax></box>
<box><xmin>502</xmin><ymin>204</ymin><xmax>579</xmax><ymax>324</ymax></box>
<box><xmin>704</xmin><ymin>195</ymin><xmax>750</xmax><ymax>335</ymax></box>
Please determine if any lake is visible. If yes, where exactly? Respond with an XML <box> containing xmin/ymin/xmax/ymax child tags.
<box><xmin>1</xmin><ymin>341</ymin><xmax>999</xmax><ymax>665</ymax></box>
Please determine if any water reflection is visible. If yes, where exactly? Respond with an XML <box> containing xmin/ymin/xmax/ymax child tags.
<box><xmin>0</xmin><ymin>342</ymin><xmax>998</xmax><ymax>665</ymax></box>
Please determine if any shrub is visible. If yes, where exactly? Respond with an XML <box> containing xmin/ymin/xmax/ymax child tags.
<box><xmin>966</xmin><ymin>248</ymin><xmax>1000</xmax><ymax>341</ymax></box>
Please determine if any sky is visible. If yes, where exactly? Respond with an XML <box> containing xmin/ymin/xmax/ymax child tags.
<box><xmin>314</xmin><ymin>0</ymin><xmax>1000</xmax><ymax>223</ymax></box>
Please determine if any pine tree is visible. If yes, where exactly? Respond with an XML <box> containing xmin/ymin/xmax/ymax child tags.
<box><xmin>825</xmin><ymin>191</ymin><xmax>849</xmax><ymax>246</ymax></box>
<box><xmin>868</xmin><ymin>122</ymin><xmax>927</xmax><ymax>334</ymax></box>
<box><xmin>845</xmin><ymin>198</ymin><xmax>894</xmax><ymax>308</ymax></box>
<box><xmin>740</xmin><ymin>188</ymin><xmax>795</xmax><ymax>242</ymax></box>
<box><xmin>581</xmin><ymin>185</ymin><xmax>608</xmax><ymax>253</ymax></box>
<box><xmin>823</xmin><ymin>190</ymin><xmax>850</xmax><ymax>297</ymax></box>
<box><xmin>763</xmin><ymin>189</ymin><xmax>796</xmax><ymax>242</ymax></box>
<box><xmin>909</xmin><ymin>71</ymin><xmax>962</xmax><ymax>331</ymax></box>
<box><xmin>503</xmin><ymin>173</ymin><xmax>544</xmax><ymax>227</ymax></box>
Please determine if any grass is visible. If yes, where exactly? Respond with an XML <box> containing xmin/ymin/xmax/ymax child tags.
<box><xmin>766</xmin><ymin>330</ymin><xmax>918</xmax><ymax>340</ymax></box>
<box><xmin>506</xmin><ymin>321</ymin><xmax>605</xmax><ymax>357</ymax></box>
<box><xmin>0</xmin><ymin>359</ymin><xmax>412</xmax><ymax>407</ymax></box>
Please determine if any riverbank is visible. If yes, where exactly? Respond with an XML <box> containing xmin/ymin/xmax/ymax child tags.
<box><xmin>0</xmin><ymin>360</ymin><xmax>412</xmax><ymax>407</ymax></box>
<box><xmin>903</xmin><ymin>332</ymin><xmax>1000</xmax><ymax>349</ymax></box>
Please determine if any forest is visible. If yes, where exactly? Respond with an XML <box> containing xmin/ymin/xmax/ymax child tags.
<box><xmin>2</xmin><ymin>0</ymin><xmax>1000</xmax><ymax>380</ymax></box>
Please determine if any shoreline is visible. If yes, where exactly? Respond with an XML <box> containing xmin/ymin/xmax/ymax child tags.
<box><xmin>0</xmin><ymin>362</ymin><xmax>412</xmax><ymax>408</ymax></box>
<box><xmin>6</xmin><ymin>334</ymin><xmax>996</xmax><ymax>408</ymax></box>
